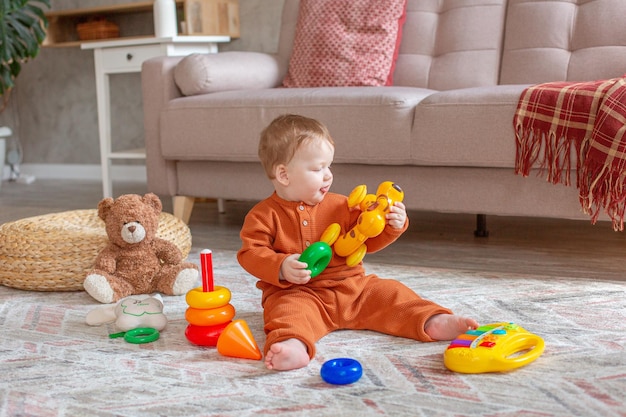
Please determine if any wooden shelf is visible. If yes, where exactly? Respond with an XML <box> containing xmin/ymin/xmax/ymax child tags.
<box><xmin>44</xmin><ymin>0</ymin><xmax>239</xmax><ymax>48</ymax></box>
<box><xmin>45</xmin><ymin>2</ymin><xmax>161</xmax><ymax>17</ymax></box>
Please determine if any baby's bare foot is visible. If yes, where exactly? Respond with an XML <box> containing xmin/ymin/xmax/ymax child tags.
<box><xmin>265</xmin><ymin>338</ymin><xmax>310</xmax><ymax>371</ymax></box>
<box><xmin>425</xmin><ymin>314</ymin><xmax>479</xmax><ymax>341</ymax></box>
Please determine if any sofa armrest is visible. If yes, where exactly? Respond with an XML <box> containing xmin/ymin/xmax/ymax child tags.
<box><xmin>141</xmin><ymin>56</ymin><xmax>185</xmax><ymax>197</ymax></box>
<box><xmin>173</xmin><ymin>51</ymin><xmax>284</xmax><ymax>96</ymax></box>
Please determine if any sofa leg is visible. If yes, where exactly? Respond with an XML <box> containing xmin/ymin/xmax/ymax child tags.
<box><xmin>474</xmin><ymin>214</ymin><xmax>489</xmax><ymax>237</ymax></box>
<box><xmin>173</xmin><ymin>196</ymin><xmax>195</xmax><ymax>224</ymax></box>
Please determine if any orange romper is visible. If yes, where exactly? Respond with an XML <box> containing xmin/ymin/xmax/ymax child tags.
<box><xmin>237</xmin><ymin>192</ymin><xmax>452</xmax><ymax>359</ymax></box>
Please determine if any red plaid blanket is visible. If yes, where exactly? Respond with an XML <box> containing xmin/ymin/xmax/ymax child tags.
<box><xmin>514</xmin><ymin>75</ymin><xmax>626</xmax><ymax>230</ymax></box>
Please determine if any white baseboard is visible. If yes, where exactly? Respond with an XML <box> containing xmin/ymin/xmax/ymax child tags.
<box><xmin>3</xmin><ymin>164</ymin><xmax>147</xmax><ymax>182</ymax></box>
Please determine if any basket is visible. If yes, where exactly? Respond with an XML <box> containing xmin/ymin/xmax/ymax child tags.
<box><xmin>76</xmin><ymin>19</ymin><xmax>120</xmax><ymax>41</ymax></box>
<box><xmin>0</xmin><ymin>210</ymin><xmax>192</xmax><ymax>292</ymax></box>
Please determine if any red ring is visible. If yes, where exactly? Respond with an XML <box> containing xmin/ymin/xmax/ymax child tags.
<box><xmin>185</xmin><ymin>321</ymin><xmax>231</xmax><ymax>346</ymax></box>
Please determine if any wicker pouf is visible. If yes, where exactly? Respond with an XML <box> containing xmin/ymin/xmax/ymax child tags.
<box><xmin>0</xmin><ymin>210</ymin><xmax>192</xmax><ymax>292</ymax></box>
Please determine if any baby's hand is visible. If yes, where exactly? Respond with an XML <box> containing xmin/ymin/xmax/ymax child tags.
<box><xmin>280</xmin><ymin>254</ymin><xmax>312</xmax><ymax>285</ymax></box>
<box><xmin>386</xmin><ymin>201</ymin><xmax>407</xmax><ymax>229</ymax></box>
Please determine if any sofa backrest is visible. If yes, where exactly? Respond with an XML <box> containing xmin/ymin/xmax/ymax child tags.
<box><xmin>276</xmin><ymin>0</ymin><xmax>626</xmax><ymax>89</ymax></box>
<box><xmin>500</xmin><ymin>0</ymin><xmax>626</xmax><ymax>84</ymax></box>
<box><xmin>394</xmin><ymin>0</ymin><xmax>507</xmax><ymax>90</ymax></box>
<box><xmin>276</xmin><ymin>0</ymin><xmax>508</xmax><ymax>90</ymax></box>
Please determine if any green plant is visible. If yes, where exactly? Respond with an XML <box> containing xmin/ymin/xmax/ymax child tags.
<box><xmin>0</xmin><ymin>0</ymin><xmax>50</xmax><ymax>107</ymax></box>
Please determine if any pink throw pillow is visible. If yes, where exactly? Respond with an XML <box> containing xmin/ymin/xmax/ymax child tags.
<box><xmin>283</xmin><ymin>0</ymin><xmax>407</xmax><ymax>88</ymax></box>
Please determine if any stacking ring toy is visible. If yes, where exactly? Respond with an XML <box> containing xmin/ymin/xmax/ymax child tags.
<box><xmin>185</xmin><ymin>304</ymin><xmax>236</xmax><ymax>327</ymax></box>
<box><xmin>109</xmin><ymin>327</ymin><xmax>160</xmax><ymax>344</ymax></box>
<box><xmin>186</xmin><ymin>285</ymin><xmax>231</xmax><ymax>309</ymax></box>
<box><xmin>299</xmin><ymin>241</ymin><xmax>332</xmax><ymax>278</ymax></box>
<box><xmin>320</xmin><ymin>358</ymin><xmax>363</xmax><ymax>385</ymax></box>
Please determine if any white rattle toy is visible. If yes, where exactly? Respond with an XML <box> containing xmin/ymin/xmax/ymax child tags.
<box><xmin>86</xmin><ymin>294</ymin><xmax>168</xmax><ymax>331</ymax></box>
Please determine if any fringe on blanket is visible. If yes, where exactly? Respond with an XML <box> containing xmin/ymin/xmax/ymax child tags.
<box><xmin>579</xmin><ymin>159</ymin><xmax>626</xmax><ymax>230</ymax></box>
<box><xmin>514</xmin><ymin>126</ymin><xmax>582</xmax><ymax>188</ymax></box>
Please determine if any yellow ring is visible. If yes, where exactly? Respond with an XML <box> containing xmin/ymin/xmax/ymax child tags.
<box><xmin>185</xmin><ymin>304</ymin><xmax>236</xmax><ymax>327</ymax></box>
<box><xmin>186</xmin><ymin>285</ymin><xmax>231</xmax><ymax>309</ymax></box>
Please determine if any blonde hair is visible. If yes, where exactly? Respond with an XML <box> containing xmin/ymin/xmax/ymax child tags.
<box><xmin>258</xmin><ymin>114</ymin><xmax>335</xmax><ymax>179</ymax></box>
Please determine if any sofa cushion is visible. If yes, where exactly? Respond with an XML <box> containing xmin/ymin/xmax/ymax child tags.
<box><xmin>174</xmin><ymin>52</ymin><xmax>282</xmax><ymax>96</ymax></box>
<box><xmin>411</xmin><ymin>85</ymin><xmax>529</xmax><ymax>168</ymax></box>
<box><xmin>282</xmin><ymin>0</ymin><xmax>407</xmax><ymax>87</ymax></box>
<box><xmin>159</xmin><ymin>86</ymin><xmax>433</xmax><ymax>164</ymax></box>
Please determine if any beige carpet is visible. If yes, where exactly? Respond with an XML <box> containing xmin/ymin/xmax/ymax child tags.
<box><xmin>1</xmin><ymin>249</ymin><xmax>624</xmax><ymax>417</ymax></box>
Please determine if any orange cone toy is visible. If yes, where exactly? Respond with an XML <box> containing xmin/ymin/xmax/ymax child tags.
<box><xmin>217</xmin><ymin>320</ymin><xmax>262</xmax><ymax>360</ymax></box>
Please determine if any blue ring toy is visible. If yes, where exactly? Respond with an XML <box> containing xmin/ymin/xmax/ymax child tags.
<box><xmin>299</xmin><ymin>241</ymin><xmax>332</xmax><ymax>278</ymax></box>
<box><xmin>320</xmin><ymin>358</ymin><xmax>363</xmax><ymax>385</ymax></box>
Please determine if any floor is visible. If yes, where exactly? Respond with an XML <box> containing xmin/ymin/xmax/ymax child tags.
<box><xmin>1</xmin><ymin>178</ymin><xmax>625</xmax><ymax>282</ymax></box>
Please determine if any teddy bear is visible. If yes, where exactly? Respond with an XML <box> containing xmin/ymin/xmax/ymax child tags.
<box><xmin>83</xmin><ymin>193</ymin><xmax>198</xmax><ymax>304</ymax></box>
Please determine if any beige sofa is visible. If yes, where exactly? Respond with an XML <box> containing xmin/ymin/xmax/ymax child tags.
<box><xmin>141</xmin><ymin>0</ymin><xmax>626</xmax><ymax>228</ymax></box>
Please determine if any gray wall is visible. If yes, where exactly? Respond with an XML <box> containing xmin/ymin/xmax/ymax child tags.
<box><xmin>0</xmin><ymin>0</ymin><xmax>284</xmax><ymax>165</ymax></box>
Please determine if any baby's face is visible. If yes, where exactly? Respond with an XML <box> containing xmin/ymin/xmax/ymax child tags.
<box><xmin>283</xmin><ymin>138</ymin><xmax>334</xmax><ymax>205</ymax></box>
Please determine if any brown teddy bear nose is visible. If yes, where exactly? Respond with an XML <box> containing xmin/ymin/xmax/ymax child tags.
<box><xmin>128</xmin><ymin>226</ymin><xmax>136</xmax><ymax>233</ymax></box>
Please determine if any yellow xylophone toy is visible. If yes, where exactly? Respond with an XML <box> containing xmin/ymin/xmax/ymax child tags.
<box><xmin>444</xmin><ymin>322</ymin><xmax>545</xmax><ymax>374</ymax></box>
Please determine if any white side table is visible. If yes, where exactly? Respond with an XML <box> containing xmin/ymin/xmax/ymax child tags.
<box><xmin>82</xmin><ymin>36</ymin><xmax>230</xmax><ymax>198</ymax></box>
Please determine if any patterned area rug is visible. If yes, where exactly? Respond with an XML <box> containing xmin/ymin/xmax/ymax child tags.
<box><xmin>1</xmin><ymin>249</ymin><xmax>624</xmax><ymax>417</ymax></box>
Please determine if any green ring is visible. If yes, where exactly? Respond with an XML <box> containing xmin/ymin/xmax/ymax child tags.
<box><xmin>299</xmin><ymin>241</ymin><xmax>332</xmax><ymax>278</ymax></box>
<box><xmin>123</xmin><ymin>327</ymin><xmax>160</xmax><ymax>344</ymax></box>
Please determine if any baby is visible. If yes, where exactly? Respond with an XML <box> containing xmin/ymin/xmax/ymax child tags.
<box><xmin>237</xmin><ymin>114</ymin><xmax>478</xmax><ymax>371</ymax></box>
